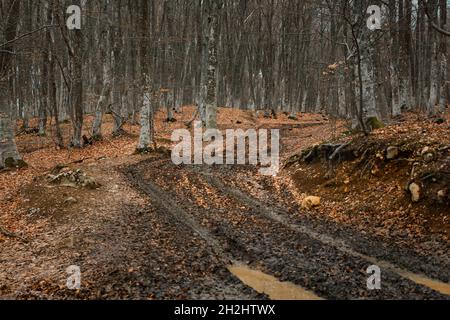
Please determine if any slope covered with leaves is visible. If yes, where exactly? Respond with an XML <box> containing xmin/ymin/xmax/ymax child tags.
<box><xmin>287</xmin><ymin>113</ymin><xmax>450</xmax><ymax>246</ymax></box>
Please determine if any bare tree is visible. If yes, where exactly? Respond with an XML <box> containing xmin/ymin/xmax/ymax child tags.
<box><xmin>0</xmin><ymin>0</ymin><xmax>24</xmax><ymax>168</ymax></box>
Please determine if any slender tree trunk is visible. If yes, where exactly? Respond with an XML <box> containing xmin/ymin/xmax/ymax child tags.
<box><xmin>137</xmin><ymin>93</ymin><xmax>153</xmax><ymax>151</ymax></box>
<box><xmin>71</xmin><ymin>30</ymin><xmax>84</xmax><ymax>147</ymax></box>
<box><xmin>92</xmin><ymin>6</ymin><xmax>111</xmax><ymax>140</ymax></box>
<box><xmin>65</xmin><ymin>0</ymin><xmax>84</xmax><ymax>147</ymax></box>
<box><xmin>137</xmin><ymin>0</ymin><xmax>154</xmax><ymax>151</ymax></box>
<box><xmin>429</xmin><ymin>40</ymin><xmax>440</xmax><ymax>113</ymax></box>
<box><xmin>39</xmin><ymin>49</ymin><xmax>48</xmax><ymax>136</ymax></box>
<box><xmin>389</xmin><ymin>0</ymin><xmax>401</xmax><ymax>116</ymax></box>
<box><xmin>0</xmin><ymin>0</ymin><xmax>23</xmax><ymax>168</ymax></box>
<box><xmin>111</xmin><ymin>1</ymin><xmax>125</xmax><ymax>135</ymax></box>
<box><xmin>398</xmin><ymin>0</ymin><xmax>413</xmax><ymax>111</ymax></box>
<box><xmin>438</xmin><ymin>0</ymin><xmax>448</xmax><ymax>112</ymax></box>
<box><xmin>199</xmin><ymin>1</ymin><xmax>208</xmax><ymax>126</ymax></box>
<box><xmin>205</xmin><ymin>2</ymin><xmax>219</xmax><ymax>129</ymax></box>
<box><xmin>48</xmin><ymin>0</ymin><xmax>64</xmax><ymax>147</ymax></box>
<box><xmin>92</xmin><ymin>65</ymin><xmax>112</xmax><ymax>140</ymax></box>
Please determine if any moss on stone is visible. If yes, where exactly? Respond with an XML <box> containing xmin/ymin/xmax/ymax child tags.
<box><xmin>366</xmin><ymin>117</ymin><xmax>385</xmax><ymax>130</ymax></box>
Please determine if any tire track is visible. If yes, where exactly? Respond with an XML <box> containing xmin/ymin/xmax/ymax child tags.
<box><xmin>193</xmin><ymin>166</ymin><xmax>450</xmax><ymax>297</ymax></box>
<box><xmin>125</xmin><ymin>165</ymin><xmax>325</xmax><ymax>300</ymax></box>
<box><xmin>125</xmin><ymin>166</ymin><xmax>229</xmax><ymax>262</ymax></box>
<box><xmin>125</xmin><ymin>159</ymin><xmax>449</xmax><ymax>299</ymax></box>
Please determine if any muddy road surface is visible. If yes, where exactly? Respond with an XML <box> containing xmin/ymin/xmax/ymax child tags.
<box><xmin>122</xmin><ymin>156</ymin><xmax>450</xmax><ymax>300</ymax></box>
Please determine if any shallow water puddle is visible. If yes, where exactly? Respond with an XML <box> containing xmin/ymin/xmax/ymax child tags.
<box><xmin>358</xmin><ymin>254</ymin><xmax>450</xmax><ymax>296</ymax></box>
<box><xmin>385</xmin><ymin>265</ymin><xmax>450</xmax><ymax>296</ymax></box>
<box><xmin>228</xmin><ymin>264</ymin><xmax>323</xmax><ymax>300</ymax></box>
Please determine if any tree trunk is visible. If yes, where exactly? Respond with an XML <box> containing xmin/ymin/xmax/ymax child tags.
<box><xmin>49</xmin><ymin>0</ymin><xmax>64</xmax><ymax>147</ymax></box>
<box><xmin>68</xmin><ymin>1</ymin><xmax>84</xmax><ymax>147</ymax></box>
<box><xmin>92</xmin><ymin>8</ymin><xmax>111</xmax><ymax>140</ymax></box>
<box><xmin>201</xmin><ymin>0</ymin><xmax>220</xmax><ymax>129</ymax></box>
<box><xmin>438</xmin><ymin>0</ymin><xmax>448</xmax><ymax>112</ymax></box>
<box><xmin>0</xmin><ymin>0</ymin><xmax>22</xmax><ymax>168</ymax></box>
<box><xmin>398</xmin><ymin>0</ymin><xmax>413</xmax><ymax>111</ymax></box>
<box><xmin>71</xmin><ymin>32</ymin><xmax>84</xmax><ymax>147</ymax></box>
<box><xmin>136</xmin><ymin>0</ymin><xmax>154</xmax><ymax>151</ymax></box>
<box><xmin>137</xmin><ymin>93</ymin><xmax>153</xmax><ymax>151</ymax></box>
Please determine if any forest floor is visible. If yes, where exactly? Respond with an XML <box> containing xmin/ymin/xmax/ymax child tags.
<box><xmin>0</xmin><ymin>107</ymin><xmax>449</xmax><ymax>300</ymax></box>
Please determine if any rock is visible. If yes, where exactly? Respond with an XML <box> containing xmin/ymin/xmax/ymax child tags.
<box><xmin>408</xmin><ymin>183</ymin><xmax>421</xmax><ymax>203</ymax></box>
<box><xmin>48</xmin><ymin>169</ymin><xmax>100</xmax><ymax>189</ymax></box>
<box><xmin>64</xmin><ymin>197</ymin><xmax>78</xmax><ymax>205</ymax></box>
<box><xmin>27</xmin><ymin>207</ymin><xmax>41</xmax><ymax>216</ymax></box>
<box><xmin>302</xmin><ymin>196</ymin><xmax>321</xmax><ymax>209</ymax></box>
<box><xmin>386</xmin><ymin>146</ymin><xmax>399</xmax><ymax>160</ymax></box>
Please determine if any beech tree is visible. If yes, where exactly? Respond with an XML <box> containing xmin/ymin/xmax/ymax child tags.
<box><xmin>0</xmin><ymin>0</ymin><xmax>447</xmax><ymax>159</ymax></box>
<box><xmin>0</xmin><ymin>0</ymin><xmax>23</xmax><ymax>168</ymax></box>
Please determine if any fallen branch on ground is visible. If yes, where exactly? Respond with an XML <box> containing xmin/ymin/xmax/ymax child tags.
<box><xmin>16</xmin><ymin>127</ymin><xmax>39</xmax><ymax>136</ymax></box>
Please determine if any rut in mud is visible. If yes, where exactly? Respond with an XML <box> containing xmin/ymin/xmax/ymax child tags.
<box><xmin>123</xmin><ymin>157</ymin><xmax>450</xmax><ymax>300</ymax></box>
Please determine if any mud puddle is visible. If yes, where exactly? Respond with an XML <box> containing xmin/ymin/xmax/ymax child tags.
<box><xmin>228</xmin><ymin>264</ymin><xmax>322</xmax><ymax>300</ymax></box>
